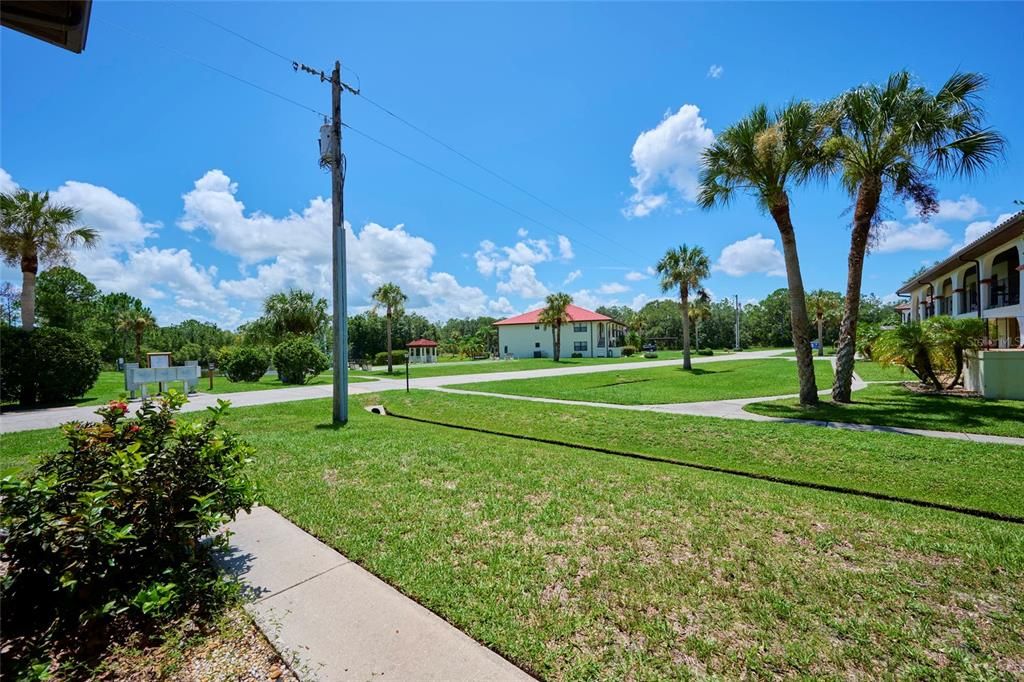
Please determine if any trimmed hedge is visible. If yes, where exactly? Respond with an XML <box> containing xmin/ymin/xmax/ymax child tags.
<box><xmin>374</xmin><ymin>350</ymin><xmax>407</xmax><ymax>368</ymax></box>
<box><xmin>0</xmin><ymin>327</ymin><xmax>101</xmax><ymax>406</ymax></box>
<box><xmin>273</xmin><ymin>338</ymin><xmax>330</xmax><ymax>384</ymax></box>
<box><xmin>219</xmin><ymin>346</ymin><xmax>271</xmax><ymax>383</ymax></box>
<box><xmin>620</xmin><ymin>346</ymin><xmax>636</xmax><ymax>357</ymax></box>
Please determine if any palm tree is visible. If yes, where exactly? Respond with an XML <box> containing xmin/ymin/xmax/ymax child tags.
<box><xmin>822</xmin><ymin>71</ymin><xmax>1005</xmax><ymax>402</ymax></box>
<box><xmin>371</xmin><ymin>282</ymin><xmax>407</xmax><ymax>373</ymax></box>
<box><xmin>656</xmin><ymin>245</ymin><xmax>710</xmax><ymax>370</ymax></box>
<box><xmin>698</xmin><ymin>102</ymin><xmax>824</xmax><ymax>405</ymax></box>
<box><xmin>687</xmin><ymin>290</ymin><xmax>712</xmax><ymax>350</ymax></box>
<box><xmin>805</xmin><ymin>289</ymin><xmax>842</xmax><ymax>357</ymax></box>
<box><xmin>539</xmin><ymin>292</ymin><xmax>573</xmax><ymax>361</ymax></box>
<box><xmin>0</xmin><ymin>190</ymin><xmax>98</xmax><ymax>329</ymax></box>
<box><xmin>260</xmin><ymin>289</ymin><xmax>329</xmax><ymax>342</ymax></box>
<box><xmin>925</xmin><ymin>316</ymin><xmax>986</xmax><ymax>389</ymax></box>
<box><xmin>117</xmin><ymin>310</ymin><xmax>155</xmax><ymax>366</ymax></box>
<box><xmin>874</xmin><ymin>322</ymin><xmax>941</xmax><ymax>390</ymax></box>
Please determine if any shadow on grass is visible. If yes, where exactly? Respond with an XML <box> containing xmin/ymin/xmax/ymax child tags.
<box><xmin>672</xmin><ymin>367</ymin><xmax>722</xmax><ymax>377</ymax></box>
<box><xmin>1</xmin><ymin>397</ymin><xmax>96</xmax><ymax>413</ymax></box>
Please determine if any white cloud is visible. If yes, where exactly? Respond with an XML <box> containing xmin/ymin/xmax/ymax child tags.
<box><xmin>713</xmin><ymin>233</ymin><xmax>786</xmax><ymax>277</ymax></box>
<box><xmin>563</xmin><ymin>269</ymin><xmax>582</xmax><ymax>285</ymax></box>
<box><xmin>906</xmin><ymin>194</ymin><xmax>985</xmax><ymax>222</ymax></box>
<box><xmin>874</xmin><ymin>220</ymin><xmax>952</xmax><ymax>253</ymax></box>
<box><xmin>496</xmin><ymin>264</ymin><xmax>548</xmax><ymax>299</ymax></box>
<box><xmin>53</xmin><ymin>180</ymin><xmax>161</xmax><ymax>252</ymax></box>
<box><xmin>624</xmin><ymin>104</ymin><xmax>715</xmax><ymax>218</ymax></box>
<box><xmin>947</xmin><ymin>212</ymin><xmax>1016</xmax><ymax>253</ymax></box>
<box><xmin>597</xmin><ymin>282</ymin><xmax>629</xmax><ymax>294</ymax></box>
<box><xmin>516</xmin><ymin>227</ymin><xmax>529</xmax><ymax>238</ymax></box>
<box><xmin>624</xmin><ymin>270</ymin><xmax>647</xmax><ymax>281</ymax></box>
<box><xmin>557</xmin><ymin>235</ymin><xmax>574</xmax><ymax>260</ymax></box>
<box><xmin>707</xmin><ymin>64</ymin><xmax>724</xmax><ymax>79</ymax></box>
<box><xmin>0</xmin><ymin>168</ymin><xmax>18</xmax><ymax>194</ymax></box>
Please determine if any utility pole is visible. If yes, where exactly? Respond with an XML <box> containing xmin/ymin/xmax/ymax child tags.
<box><xmin>296</xmin><ymin>58</ymin><xmax>357</xmax><ymax>424</ymax></box>
<box><xmin>330</xmin><ymin>60</ymin><xmax>348</xmax><ymax>425</ymax></box>
<box><xmin>734</xmin><ymin>294</ymin><xmax>741</xmax><ymax>351</ymax></box>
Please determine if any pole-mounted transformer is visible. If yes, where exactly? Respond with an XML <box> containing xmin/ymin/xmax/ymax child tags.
<box><xmin>319</xmin><ymin>119</ymin><xmax>337</xmax><ymax>170</ymax></box>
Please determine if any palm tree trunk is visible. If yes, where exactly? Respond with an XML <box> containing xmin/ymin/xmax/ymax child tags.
<box><xmin>817</xmin><ymin>314</ymin><xmax>824</xmax><ymax>357</ymax></box>
<box><xmin>551</xmin><ymin>326</ymin><xmax>557</xmax><ymax>361</ymax></box>
<box><xmin>386</xmin><ymin>311</ymin><xmax>393</xmax><ymax>373</ymax></box>
<box><xmin>947</xmin><ymin>345</ymin><xmax>965</xmax><ymax>389</ymax></box>
<box><xmin>769</xmin><ymin>200</ymin><xmax>818</xmax><ymax>406</ymax></box>
<box><xmin>833</xmin><ymin>177</ymin><xmax>883</xmax><ymax>402</ymax></box>
<box><xmin>135</xmin><ymin>332</ymin><xmax>143</xmax><ymax>365</ymax></box>
<box><xmin>680</xmin><ymin>289</ymin><xmax>692</xmax><ymax>370</ymax></box>
<box><xmin>19</xmin><ymin>255</ymin><xmax>37</xmax><ymax>330</ymax></box>
<box><xmin>555</xmin><ymin>322</ymin><xmax>562</xmax><ymax>361</ymax></box>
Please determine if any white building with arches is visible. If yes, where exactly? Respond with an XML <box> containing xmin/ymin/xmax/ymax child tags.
<box><xmin>897</xmin><ymin>210</ymin><xmax>1023</xmax><ymax>348</ymax></box>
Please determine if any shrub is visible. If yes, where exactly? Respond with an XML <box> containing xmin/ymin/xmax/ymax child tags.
<box><xmin>176</xmin><ymin>342</ymin><xmax>202</xmax><ymax>362</ymax></box>
<box><xmin>0</xmin><ymin>393</ymin><xmax>257</xmax><ymax>669</ymax></box>
<box><xmin>643</xmin><ymin>351</ymin><xmax>658</xmax><ymax>359</ymax></box>
<box><xmin>571</xmin><ymin>351</ymin><xmax>583</xmax><ymax>358</ymax></box>
<box><xmin>0</xmin><ymin>327</ymin><xmax>101</xmax><ymax>406</ymax></box>
<box><xmin>273</xmin><ymin>337</ymin><xmax>330</xmax><ymax>384</ymax></box>
<box><xmin>697</xmin><ymin>348</ymin><xmax>714</xmax><ymax>356</ymax></box>
<box><xmin>374</xmin><ymin>350</ymin><xmax>407</xmax><ymax>368</ymax></box>
<box><xmin>220</xmin><ymin>345</ymin><xmax>270</xmax><ymax>382</ymax></box>
<box><xmin>620</xmin><ymin>345</ymin><xmax>636</xmax><ymax>357</ymax></box>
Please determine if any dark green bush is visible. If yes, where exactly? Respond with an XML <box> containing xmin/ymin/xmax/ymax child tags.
<box><xmin>273</xmin><ymin>337</ymin><xmax>330</xmax><ymax>384</ymax></box>
<box><xmin>0</xmin><ymin>393</ymin><xmax>257</xmax><ymax>669</ymax></box>
<box><xmin>697</xmin><ymin>348</ymin><xmax>714</xmax><ymax>356</ymax></box>
<box><xmin>620</xmin><ymin>346</ymin><xmax>636</xmax><ymax>357</ymax></box>
<box><xmin>220</xmin><ymin>345</ymin><xmax>270</xmax><ymax>382</ymax></box>
<box><xmin>0</xmin><ymin>326</ymin><xmax>101</xmax><ymax>405</ymax></box>
<box><xmin>373</xmin><ymin>350</ymin><xmax>407</xmax><ymax>368</ymax></box>
<box><xmin>571</xmin><ymin>351</ymin><xmax>583</xmax><ymax>358</ymax></box>
<box><xmin>175</xmin><ymin>342</ymin><xmax>202</xmax><ymax>362</ymax></box>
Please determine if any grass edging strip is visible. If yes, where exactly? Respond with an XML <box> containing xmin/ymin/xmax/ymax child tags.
<box><xmin>382</xmin><ymin>408</ymin><xmax>1024</xmax><ymax>525</ymax></box>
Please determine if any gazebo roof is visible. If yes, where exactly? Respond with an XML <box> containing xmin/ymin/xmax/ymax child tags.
<box><xmin>406</xmin><ymin>338</ymin><xmax>438</xmax><ymax>348</ymax></box>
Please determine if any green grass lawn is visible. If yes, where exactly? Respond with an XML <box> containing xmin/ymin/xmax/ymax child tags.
<box><xmin>5</xmin><ymin>394</ymin><xmax>1021</xmax><ymax>678</ymax></box>
<box><xmin>851</xmin><ymin>360</ymin><xmax>913</xmax><ymax>382</ymax></box>
<box><xmin>745</xmin><ymin>383</ymin><xmax>1024</xmax><ymax>438</ymax></box>
<box><xmin>449</xmin><ymin>358</ymin><xmax>834</xmax><ymax>404</ymax></box>
<box><xmin>350</xmin><ymin>352</ymin><xmax>736</xmax><ymax>379</ymax></box>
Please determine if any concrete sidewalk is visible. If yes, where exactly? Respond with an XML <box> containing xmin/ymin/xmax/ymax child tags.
<box><xmin>218</xmin><ymin>506</ymin><xmax>532</xmax><ymax>682</ymax></box>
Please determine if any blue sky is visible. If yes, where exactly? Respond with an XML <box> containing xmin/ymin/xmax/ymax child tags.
<box><xmin>2</xmin><ymin>1</ymin><xmax>1022</xmax><ymax>327</ymax></box>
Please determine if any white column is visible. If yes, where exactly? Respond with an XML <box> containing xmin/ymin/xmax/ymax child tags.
<box><xmin>950</xmin><ymin>272</ymin><xmax>962</xmax><ymax>316</ymax></box>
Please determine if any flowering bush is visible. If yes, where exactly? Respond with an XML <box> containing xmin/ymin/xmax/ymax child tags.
<box><xmin>0</xmin><ymin>391</ymin><xmax>257</xmax><ymax>665</ymax></box>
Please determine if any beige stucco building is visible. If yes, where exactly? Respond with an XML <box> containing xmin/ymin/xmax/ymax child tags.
<box><xmin>897</xmin><ymin>211</ymin><xmax>1023</xmax><ymax>348</ymax></box>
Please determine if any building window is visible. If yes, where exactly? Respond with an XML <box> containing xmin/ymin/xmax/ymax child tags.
<box><xmin>535</xmin><ymin>342</ymin><xmax>540</xmax><ymax>348</ymax></box>
<box><xmin>573</xmin><ymin>323</ymin><xmax>587</xmax><ymax>333</ymax></box>
<box><xmin>574</xmin><ymin>341</ymin><xmax>588</xmax><ymax>352</ymax></box>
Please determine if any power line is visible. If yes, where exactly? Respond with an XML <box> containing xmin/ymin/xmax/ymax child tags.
<box><xmin>97</xmin><ymin>18</ymin><xmax>327</xmax><ymax>118</ymax></box>
<box><xmin>170</xmin><ymin>7</ymin><xmax>645</xmax><ymax>262</ymax></box>
<box><xmin>342</xmin><ymin>123</ymin><xmax>627</xmax><ymax>265</ymax></box>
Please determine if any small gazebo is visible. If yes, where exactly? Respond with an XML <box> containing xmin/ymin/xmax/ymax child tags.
<box><xmin>406</xmin><ymin>338</ymin><xmax>439</xmax><ymax>364</ymax></box>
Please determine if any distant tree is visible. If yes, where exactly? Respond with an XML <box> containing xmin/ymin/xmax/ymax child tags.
<box><xmin>0</xmin><ymin>282</ymin><xmax>20</xmax><ymax>327</ymax></box>
<box><xmin>0</xmin><ymin>190</ymin><xmax>99</xmax><ymax>329</ymax></box>
<box><xmin>687</xmin><ymin>290</ymin><xmax>712</xmax><ymax>349</ymax></box>
<box><xmin>97</xmin><ymin>292</ymin><xmax>148</xmax><ymax>362</ymax></box>
<box><xmin>117</xmin><ymin>310</ymin><xmax>155</xmax><ymax>366</ymax></box>
<box><xmin>254</xmin><ymin>289</ymin><xmax>328</xmax><ymax>344</ymax></box>
<box><xmin>656</xmin><ymin>244</ymin><xmax>710</xmax><ymax>370</ymax></box>
<box><xmin>371</xmin><ymin>282</ymin><xmax>407</xmax><ymax>373</ymax></box>
<box><xmin>805</xmin><ymin>289</ymin><xmax>843</xmax><ymax>356</ymax></box>
<box><xmin>35</xmin><ymin>266</ymin><xmax>99</xmax><ymax>332</ymax></box>
<box><xmin>822</xmin><ymin>71</ymin><xmax>1005</xmax><ymax>401</ymax></box>
<box><xmin>538</xmin><ymin>292</ymin><xmax>573</xmax><ymax>361</ymax></box>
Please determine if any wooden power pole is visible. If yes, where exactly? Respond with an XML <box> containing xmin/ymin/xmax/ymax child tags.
<box><xmin>330</xmin><ymin>60</ymin><xmax>349</xmax><ymax>425</ymax></box>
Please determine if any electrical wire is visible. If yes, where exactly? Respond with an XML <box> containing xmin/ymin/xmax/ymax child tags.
<box><xmin>97</xmin><ymin>17</ymin><xmax>327</xmax><ymax>118</ymax></box>
<box><xmin>342</xmin><ymin>123</ymin><xmax>627</xmax><ymax>264</ymax></box>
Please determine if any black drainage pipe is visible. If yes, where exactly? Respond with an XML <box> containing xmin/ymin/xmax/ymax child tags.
<box><xmin>381</xmin><ymin>409</ymin><xmax>1024</xmax><ymax>526</ymax></box>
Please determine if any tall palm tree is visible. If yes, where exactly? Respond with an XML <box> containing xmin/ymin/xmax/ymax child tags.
<box><xmin>698</xmin><ymin>102</ymin><xmax>824</xmax><ymax>405</ymax></box>
<box><xmin>371</xmin><ymin>282</ymin><xmax>407</xmax><ymax>373</ymax></box>
<box><xmin>822</xmin><ymin>71</ymin><xmax>1005</xmax><ymax>402</ymax></box>
<box><xmin>539</xmin><ymin>292</ymin><xmax>573</xmax><ymax>362</ymax></box>
<box><xmin>260</xmin><ymin>289</ymin><xmax>329</xmax><ymax>342</ymax></box>
<box><xmin>0</xmin><ymin>190</ymin><xmax>98</xmax><ymax>329</ymax></box>
<box><xmin>805</xmin><ymin>289</ymin><xmax>843</xmax><ymax>357</ymax></box>
<box><xmin>687</xmin><ymin>290</ymin><xmax>712</xmax><ymax>350</ymax></box>
<box><xmin>656</xmin><ymin>245</ymin><xmax>710</xmax><ymax>369</ymax></box>
<box><xmin>117</xmin><ymin>310</ymin><xmax>155</xmax><ymax>366</ymax></box>
<box><xmin>924</xmin><ymin>315</ymin><xmax>986</xmax><ymax>389</ymax></box>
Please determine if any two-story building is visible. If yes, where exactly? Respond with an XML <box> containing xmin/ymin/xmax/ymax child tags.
<box><xmin>494</xmin><ymin>304</ymin><xmax>628</xmax><ymax>359</ymax></box>
<box><xmin>897</xmin><ymin>210</ymin><xmax>1023</xmax><ymax>348</ymax></box>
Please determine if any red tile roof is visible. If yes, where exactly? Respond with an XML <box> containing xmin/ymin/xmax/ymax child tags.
<box><xmin>494</xmin><ymin>304</ymin><xmax>614</xmax><ymax>326</ymax></box>
<box><xmin>406</xmin><ymin>338</ymin><xmax>438</xmax><ymax>347</ymax></box>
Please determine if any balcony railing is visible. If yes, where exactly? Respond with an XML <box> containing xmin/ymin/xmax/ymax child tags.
<box><xmin>989</xmin><ymin>278</ymin><xmax>1020</xmax><ymax>308</ymax></box>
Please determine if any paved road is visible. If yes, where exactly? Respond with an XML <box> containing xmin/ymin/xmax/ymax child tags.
<box><xmin>0</xmin><ymin>350</ymin><xmax>787</xmax><ymax>433</ymax></box>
